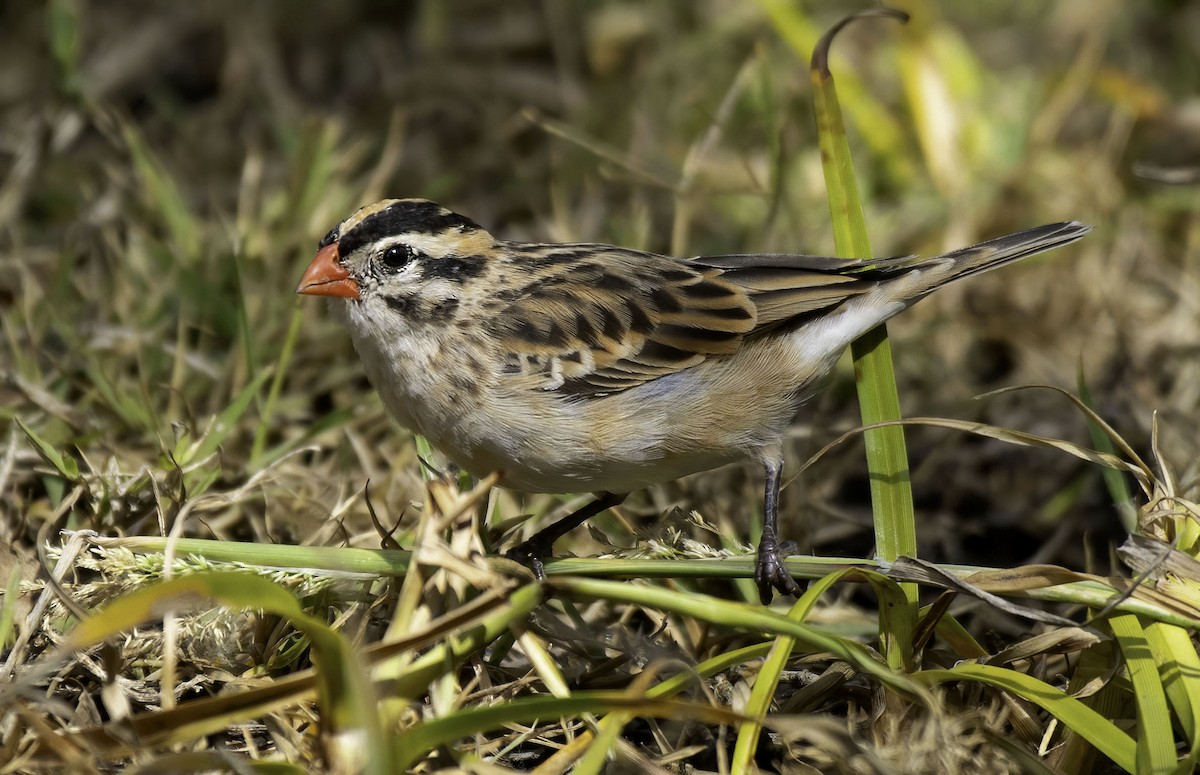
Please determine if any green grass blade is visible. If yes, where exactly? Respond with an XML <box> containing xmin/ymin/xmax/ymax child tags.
<box><xmin>1050</xmin><ymin>639</ymin><xmax>1125</xmax><ymax>775</ymax></box>
<box><xmin>0</xmin><ymin>567</ymin><xmax>21</xmax><ymax>651</ymax></box>
<box><xmin>414</xmin><ymin>434</ymin><xmax>438</xmax><ymax>482</ymax></box>
<box><xmin>84</xmin><ymin>356</ymin><xmax>157</xmax><ymax>432</ymax></box>
<box><xmin>1144</xmin><ymin>622</ymin><xmax>1200</xmax><ymax>773</ymax></box>
<box><xmin>394</xmin><ymin>692</ymin><xmax>743</xmax><ymax>771</ymax></box>
<box><xmin>46</xmin><ymin>0</ymin><xmax>82</xmax><ymax>98</ymax></box>
<box><xmin>253</xmin><ymin>405</ymin><xmax>357</xmax><ymax>470</ymax></box>
<box><xmin>758</xmin><ymin>0</ymin><xmax>914</xmax><ymax>180</ymax></box>
<box><xmin>649</xmin><ymin>643</ymin><xmax>774</xmax><ymax>700</ymax></box>
<box><xmin>931</xmin><ymin>609</ymin><xmax>989</xmax><ymax>659</ymax></box>
<box><xmin>57</xmin><ymin>583</ymin><xmax>541</xmax><ymax>758</ymax></box>
<box><xmin>250</xmin><ymin>300</ymin><xmax>304</xmax><ymax>468</ymax></box>
<box><xmin>177</xmin><ymin>367</ymin><xmax>272</xmax><ymax>468</ymax></box>
<box><xmin>120</xmin><ymin>121</ymin><xmax>201</xmax><ymax>262</ymax></box>
<box><xmin>918</xmin><ymin>663</ymin><xmax>1136</xmax><ymax>772</ymax></box>
<box><xmin>809</xmin><ymin>9</ymin><xmax>917</xmax><ymax>670</ymax></box>
<box><xmin>64</xmin><ymin>571</ymin><xmax>392</xmax><ymax>775</ymax></box>
<box><xmin>575</xmin><ymin>712</ymin><xmax>625</xmax><ymax>775</ymax></box>
<box><xmin>16</xmin><ymin>417</ymin><xmax>79</xmax><ymax>480</ymax></box>
<box><xmin>732</xmin><ymin>569</ymin><xmax>855</xmax><ymax>772</ymax></box>
<box><xmin>100</xmin><ymin>536</ymin><xmax>1200</xmax><ymax>629</ymax></box>
<box><xmin>1109</xmin><ymin>613</ymin><xmax>1180</xmax><ymax>774</ymax></box>
<box><xmin>550</xmin><ymin>576</ymin><xmax>925</xmax><ymax>699</ymax></box>
<box><xmin>386</xmin><ymin>583</ymin><xmax>544</xmax><ymax>699</ymax></box>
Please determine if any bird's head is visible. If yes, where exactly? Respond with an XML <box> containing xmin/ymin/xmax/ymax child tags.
<box><xmin>297</xmin><ymin>199</ymin><xmax>497</xmax><ymax>321</ymax></box>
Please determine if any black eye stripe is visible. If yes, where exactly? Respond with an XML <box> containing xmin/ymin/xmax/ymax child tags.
<box><xmin>419</xmin><ymin>254</ymin><xmax>487</xmax><ymax>281</ymax></box>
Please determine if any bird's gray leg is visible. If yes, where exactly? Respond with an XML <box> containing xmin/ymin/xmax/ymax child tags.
<box><xmin>755</xmin><ymin>460</ymin><xmax>803</xmax><ymax>604</ymax></box>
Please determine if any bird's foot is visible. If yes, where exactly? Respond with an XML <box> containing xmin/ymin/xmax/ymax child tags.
<box><xmin>504</xmin><ymin>540</ymin><xmax>550</xmax><ymax>581</ymax></box>
<box><xmin>755</xmin><ymin>540</ymin><xmax>803</xmax><ymax>605</ymax></box>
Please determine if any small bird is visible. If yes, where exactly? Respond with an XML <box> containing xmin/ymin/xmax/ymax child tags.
<box><xmin>298</xmin><ymin>199</ymin><xmax>1090</xmax><ymax>603</ymax></box>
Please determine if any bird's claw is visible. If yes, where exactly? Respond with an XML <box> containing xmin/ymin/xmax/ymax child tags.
<box><xmin>504</xmin><ymin>542</ymin><xmax>549</xmax><ymax>581</ymax></box>
<box><xmin>755</xmin><ymin>542</ymin><xmax>803</xmax><ymax>605</ymax></box>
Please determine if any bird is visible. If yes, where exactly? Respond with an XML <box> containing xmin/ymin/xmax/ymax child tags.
<box><xmin>297</xmin><ymin>198</ymin><xmax>1090</xmax><ymax>603</ymax></box>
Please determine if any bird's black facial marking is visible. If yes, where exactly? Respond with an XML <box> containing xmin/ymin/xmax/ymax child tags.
<box><xmin>420</xmin><ymin>254</ymin><xmax>488</xmax><ymax>282</ymax></box>
<box><xmin>338</xmin><ymin>200</ymin><xmax>479</xmax><ymax>257</ymax></box>
<box><xmin>319</xmin><ymin>227</ymin><xmax>339</xmax><ymax>249</ymax></box>
<box><xmin>384</xmin><ymin>294</ymin><xmax>417</xmax><ymax>316</ymax></box>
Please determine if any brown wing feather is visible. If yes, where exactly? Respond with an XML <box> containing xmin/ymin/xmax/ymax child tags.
<box><xmin>490</xmin><ymin>246</ymin><xmax>928</xmax><ymax>396</ymax></box>
<box><xmin>491</xmin><ymin>246</ymin><xmax>757</xmax><ymax>395</ymax></box>
<box><xmin>691</xmin><ymin>252</ymin><xmax>914</xmax><ymax>331</ymax></box>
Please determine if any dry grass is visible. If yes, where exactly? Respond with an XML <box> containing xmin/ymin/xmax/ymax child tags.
<box><xmin>2</xmin><ymin>1</ymin><xmax>1199</xmax><ymax>772</ymax></box>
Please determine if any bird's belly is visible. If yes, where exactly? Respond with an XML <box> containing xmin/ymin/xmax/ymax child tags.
<box><xmin>360</xmin><ymin>328</ymin><xmax>806</xmax><ymax>495</ymax></box>
<box><xmin>419</xmin><ymin>382</ymin><xmax>768</xmax><ymax>494</ymax></box>
<box><xmin>457</xmin><ymin>445</ymin><xmax>744</xmax><ymax>495</ymax></box>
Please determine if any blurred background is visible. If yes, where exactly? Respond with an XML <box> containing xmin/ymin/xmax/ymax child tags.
<box><xmin>2</xmin><ymin>0</ymin><xmax>1198</xmax><ymax>593</ymax></box>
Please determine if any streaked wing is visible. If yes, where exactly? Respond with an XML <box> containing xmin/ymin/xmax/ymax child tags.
<box><xmin>689</xmin><ymin>252</ymin><xmax>915</xmax><ymax>332</ymax></box>
<box><xmin>488</xmin><ymin>244</ymin><xmax>752</xmax><ymax>394</ymax></box>
<box><xmin>489</xmin><ymin>245</ymin><xmax>912</xmax><ymax>396</ymax></box>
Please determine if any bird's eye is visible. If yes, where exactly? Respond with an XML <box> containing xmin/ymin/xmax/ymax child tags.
<box><xmin>380</xmin><ymin>244</ymin><xmax>416</xmax><ymax>271</ymax></box>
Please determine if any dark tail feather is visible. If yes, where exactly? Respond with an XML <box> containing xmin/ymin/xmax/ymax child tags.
<box><xmin>918</xmin><ymin>221</ymin><xmax>1092</xmax><ymax>288</ymax></box>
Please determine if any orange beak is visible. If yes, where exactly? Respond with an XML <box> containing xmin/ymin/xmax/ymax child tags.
<box><xmin>296</xmin><ymin>243</ymin><xmax>361</xmax><ymax>299</ymax></box>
